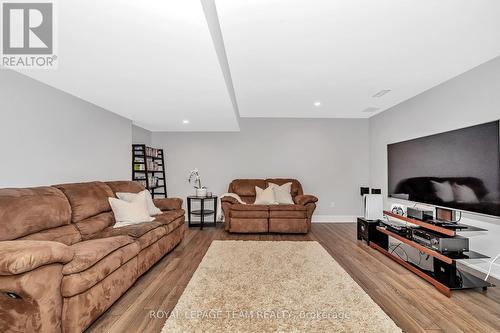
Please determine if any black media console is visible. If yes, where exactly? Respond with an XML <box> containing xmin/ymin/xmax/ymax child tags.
<box><xmin>357</xmin><ymin>211</ymin><xmax>494</xmax><ymax>297</ymax></box>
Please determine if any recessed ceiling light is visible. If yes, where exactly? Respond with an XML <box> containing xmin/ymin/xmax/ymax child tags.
<box><xmin>182</xmin><ymin>119</ymin><xmax>190</xmax><ymax>124</ymax></box>
<box><xmin>313</xmin><ymin>101</ymin><xmax>322</xmax><ymax>107</ymax></box>
<box><xmin>372</xmin><ymin>90</ymin><xmax>391</xmax><ymax>98</ymax></box>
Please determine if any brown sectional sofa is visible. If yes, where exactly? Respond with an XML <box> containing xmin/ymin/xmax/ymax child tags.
<box><xmin>0</xmin><ymin>181</ymin><xmax>186</xmax><ymax>333</ymax></box>
<box><xmin>221</xmin><ymin>179</ymin><xmax>318</xmax><ymax>233</ymax></box>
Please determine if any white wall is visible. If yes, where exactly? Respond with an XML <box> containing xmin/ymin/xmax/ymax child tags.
<box><xmin>370</xmin><ymin>56</ymin><xmax>500</xmax><ymax>279</ymax></box>
<box><xmin>4</xmin><ymin>54</ymin><xmax>498</xmax><ymax>279</ymax></box>
<box><xmin>152</xmin><ymin>118</ymin><xmax>370</xmax><ymax>220</ymax></box>
<box><xmin>132</xmin><ymin>125</ymin><xmax>152</xmax><ymax>145</ymax></box>
<box><xmin>0</xmin><ymin>69</ymin><xmax>132</xmax><ymax>187</ymax></box>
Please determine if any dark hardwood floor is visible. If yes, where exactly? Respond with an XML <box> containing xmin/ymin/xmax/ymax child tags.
<box><xmin>86</xmin><ymin>223</ymin><xmax>500</xmax><ymax>333</ymax></box>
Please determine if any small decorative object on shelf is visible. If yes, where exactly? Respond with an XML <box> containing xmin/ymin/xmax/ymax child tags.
<box><xmin>132</xmin><ymin>144</ymin><xmax>167</xmax><ymax>198</ymax></box>
<box><xmin>188</xmin><ymin>168</ymin><xmax>207</xmax><ymax>197</ymax></box>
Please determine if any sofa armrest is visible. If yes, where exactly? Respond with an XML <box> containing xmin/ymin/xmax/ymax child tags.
<box><xmin>0</xmin><ymin>240</ymin><xmax>74</xmax><ymax>275</ymax></box>
<box><xmin>0</xmin><ymin>242</ymin><xmax>69</xmax><ymax>333</ymax></box>
<box><xmin>221</xmin><ymin>196</ymin><xmax>240</xmax><ymax>205</ymax></box>
<box><xmin>221</xmin><ymin>202</ymin><xmax>233</xmax><ymax>231</ymax></box>
<box><xmin>294</xmin><ymin>194</ymin><xmax>318</xmax><ymax>206</ymax></box>
<box><xmin>154</xmin><ymin>198</ymin><xmax>183</xmax><ymax>211</ymax></box>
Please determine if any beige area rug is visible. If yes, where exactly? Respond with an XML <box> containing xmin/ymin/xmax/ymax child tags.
<box><xmin>161</xmin><ymin>241</ymin><xmax>401</xmax><ymax>333</ymax></box>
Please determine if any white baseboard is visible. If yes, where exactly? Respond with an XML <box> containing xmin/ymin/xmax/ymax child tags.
<box><xmin>217</xmin><ymin>214</ymin><xmax>357</xmax><ymax>223</ymax></box>
<box><xmin>312</xmin><ymin>215</ymin><xmax>357</xmax><ymax>223</ymax></box>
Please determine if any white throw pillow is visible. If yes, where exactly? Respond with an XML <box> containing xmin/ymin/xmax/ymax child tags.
<box><xmin>109</xmin><ymin>191</ymin><xmax>155</xmax><ymax>227</ymax></box>
<box><xmin>431</xmin><ymin>181</ymin><xmax>454</xmax><ymax>202</ymax></box>
<box><xmin>254</xmin><ymin>186</ymin><xmax>278</xmax><ymax>205</ymax></box>
<box><xmin>116</xmin><ymin>190</ymin><xmax>162</xmax><ymax>216</ymax></box>
<box><xmin>269</xmin><ymin>182</ymin><xmax>294</xmax><ymax>204</ymax></box>
<box><xmin>452</xmin><ymin>183</ymin><xmax>480</xmax><ymax>204</ymax></box>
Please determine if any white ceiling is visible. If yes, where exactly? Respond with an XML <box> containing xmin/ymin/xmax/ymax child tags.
<box><xmin>216</xmin><ymin>0</ymin><xmax>500</xmax><ymax>118</ymax></box>
<box><xmin>16</xmin><ymin>0</ymin><xmax>239</xmax><ymax>131</ymax></box>
<box><xmin>14</xmin><ymin>0</ymin><xmax>500</xmax><ymax>130</ymax></box>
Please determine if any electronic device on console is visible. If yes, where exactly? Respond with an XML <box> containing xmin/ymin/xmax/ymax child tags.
<box><xmin>424</xmin><ymin>217</ymin><xmax>487</xmax><ymax>232</ymax></box>
<box><xmin>379</xmin><ymin>218</ymin><xmax>413</xmax><ymax>238</ymax></box>
<box><xmin>363</xmin><ymin>194</ymin><xmax>384</xmax><ymax>221</ymax></box>
<box><xmin>407</xmin><ymin>207</ymin><xmax>434</xmax><ymax>221</ymax></box>
<box><xmin>425</xmin><ymin>219</ymin><xmax>463</xmax><ymax>229</ymax></box>
<box><xmin>411</xmin><ymin>229</ymin><xmax>469</xmax><ymax>253</ymax></box>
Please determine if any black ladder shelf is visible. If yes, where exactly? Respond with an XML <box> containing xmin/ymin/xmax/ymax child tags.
<box><xmin>132</xmin><ymin>144</ymin><xmax>167</xmax><ymax>198</ymax></box>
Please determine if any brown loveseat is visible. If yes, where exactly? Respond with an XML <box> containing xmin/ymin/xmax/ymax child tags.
<box><xmin>221</xmin><ymin>179</ymin><xmax>318</xmax><ymax>233</ymax></box>
<box><xmin>0</xmin><ymin>181</ymin><xmax>185</xmax><ymax>333</ymax></box>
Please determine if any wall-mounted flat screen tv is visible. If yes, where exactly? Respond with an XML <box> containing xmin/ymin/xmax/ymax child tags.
<box><xmin>388</xmin><ymin>120</ymin><xmax>500</xmax><ymax>218</ymax></box>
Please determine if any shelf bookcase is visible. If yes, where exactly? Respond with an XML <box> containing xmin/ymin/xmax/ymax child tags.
<box><xmin>132</xmin><ymin>144</ymin><xmax>167</xmax><ymax>198</ymax></box>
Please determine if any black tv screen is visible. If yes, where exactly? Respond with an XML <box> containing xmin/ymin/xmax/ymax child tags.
<box><xmin>388</xmin><ymin>120</ymin><xmax>500</xmax><ymax>218</ymax></box>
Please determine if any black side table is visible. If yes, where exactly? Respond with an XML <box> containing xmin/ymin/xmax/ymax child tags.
<box><xmin>187</xmin><ymin>196</ymin><xmax>218</xmax><ymax>230</ymax></box>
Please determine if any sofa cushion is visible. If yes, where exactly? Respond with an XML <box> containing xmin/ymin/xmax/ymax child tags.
<box><xmin>240</xmin><ymin>196</ymin><xmax>257</xmax><ymax>204</ymax></box>
<box><xmin>154</xmin><ymin>210</ymin><xmax>185</xmax><ymax>225</ymax></box>
<box><xmin>0</xmin><ymin>187</ymin><xmax>71</xmax><ymax>241</ymax></box>
<box><xmin>229</xmin><ymin>179</ymin><xmax>267</xmax><ymax>197</ymax></box>
<box><xmin>136</xmin><ymin>227</ymin><xmax>168</xmax><ymax>250</ymax></box>
<box><xmin>63</xmin><ymin>236</ymin><xmax>133</xmax><ymax>275</ymax></box>
<box><xmin>229</xmin><ymin>218</ymin><xmax>268</xmax><ymax>233</ymax></box>
<box><xmin>105</xmin><ymin>181</ymin><xmax>144</xmax><ymax>194</ymax></box>
<box><xmin>231</xmin><ymin>204</ymin><xmax>268</xmax><ymax>211</ymax></box>
<box><xmin>231</xmin><ymin>210</ymin><xmax>269</xmax><ymax>218</ymax></box>
<box><xmin>19</xmin><ymin>224</ymin><xmax>82</xmax><ymax>245</ymax></box>
<box><xmin>61</xmin><ymin>242</ymin><xmax>139</xmax><ymax>297</ymax></box>
<box><xmin>269</xmin><ymin>211</ymin><xmax>307</xmax><ymax>218</ymax></box>
<box><xmin>230</xmin><ymin>204</ymin><xmax>269</xmax><ymax>219</ymax></box>
<box><xmin>269</xmin><ymin>218</ymin><xmax>308</xmax><ymax>233</ymax></box>
<box><xmin>93</xmin><ymin>221</ymin><xmax>165</xmax><ymax>239</ymax></box>
<box><xmin>53</xmin><ymin>182</ymin><xmax>114</xmax><ymax>223</ymax></box>
<box><xmin>75</xmin><ymin>212</ymin><xmax>115</xmax><ymax>240</ymax></box>
<box><xmin>163</xmin><ymin>216</ymin><xmax>185</xmax><ymax>234</ymax></box>
<box><xmin>269</xmin><ymin>205</ymin><xmax>307</xmax><ymax>218</ymax></box>
<box><xmin>269</xmin><ymin>204</ymin><xmax>307</xmax><ymax>211</ymax></box>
